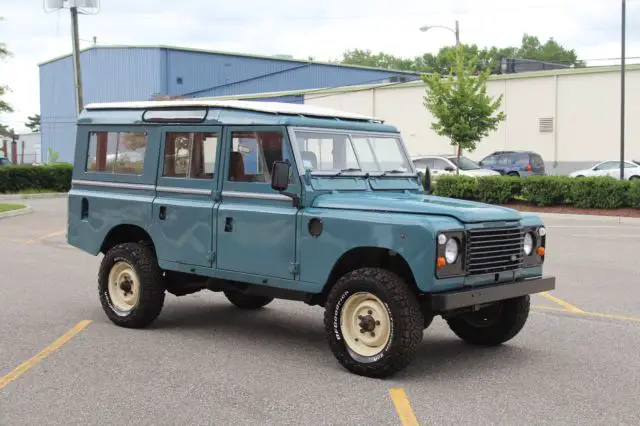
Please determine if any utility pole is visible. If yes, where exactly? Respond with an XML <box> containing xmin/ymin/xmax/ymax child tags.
<box><xmin>620</xmin><ymin>0</ymin><xmax>626</xmax><ymax>180</ymax></box>
<box><xmin>70</xmin><ymin>3</ymin><xmax>84</xmax><ymax>115</ymax></box>
<box><xmin>454</xmin><ymin>20</ymin><xmax>460</xmax><ymax>46</ymax></box>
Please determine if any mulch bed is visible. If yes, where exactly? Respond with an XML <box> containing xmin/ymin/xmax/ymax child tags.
<box><xmin>500</xmin><ymin>201</ymin><xmax>640</xmax><ymax>218</ymax></box>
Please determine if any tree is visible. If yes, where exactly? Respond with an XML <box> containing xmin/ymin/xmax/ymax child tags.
<box><xmin>25</xmin><ymin>114</ymin><xmax>40</xmax><ymax>132</ymax></box>
<box><xmin>421</xmin><ymin>45</ymin><xmax>506</xmax><ymax>174</ymax></box>
<box><xmin>338</xmin><ymin>33</ymin><xmax>584</xmax><ymax>75</ymax></box>
<box><xmin>0</xmin><ymin>17</ymin><xmax>13</xmax><ymax>115</ymax></box>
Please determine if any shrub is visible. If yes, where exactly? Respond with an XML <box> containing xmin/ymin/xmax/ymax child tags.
<box><xmin>569</xmin><ymin>177</ymin><xmax>629</xmax><ymax>209</ymax></box>
<box><xmin>432</xmin><ymin>175</ymin><xmax>478</xmax><ymax>200</ymax></box>
<box><xmin>476</xmin><ymin>176</ymin><xmax>521</xmax><ymax>204</ymax></box>
<box><xmin>0</xmin><ymin>163</ymin><xmax>73</xmax><ymax>194</ymax></box>
<box><xmin>521</xmin><ymin>176</ymin><xmax>573</xmax><ymax>206</ymax></box>
<box><xmin>626</xmin><ymin>180</ymin><xmax>640</xmax><ymax>208</ymax></box>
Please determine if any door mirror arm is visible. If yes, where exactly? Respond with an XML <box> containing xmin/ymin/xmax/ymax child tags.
<box><xmin>270</xmin><ymin>160</ymin><xmax>300</xmax><ymax>208</ymax></box>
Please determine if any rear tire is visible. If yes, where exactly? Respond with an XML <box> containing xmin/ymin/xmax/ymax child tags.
<box><xmin>323</xmin><ymin>267</ymin><xmax>424</xmax><ymax>378</ymax></box>
<box><xmin>446</xmin><ymin>296</ymin><xmax>530</xmax><ymax>346</ymax></box>
<box><xmin>98</xmin><ymin>242</ymin><xmax>166</xmax><ymax>328</ymax></box>
<box><xmin>507</xmin><ymin>172</ymin><xmax>520</xmax><ymax>177</ymax></box>
<box><xmin>224</xmin><ymin>291</ymin><xmax>274</xmax><ymax>309</ymax></box>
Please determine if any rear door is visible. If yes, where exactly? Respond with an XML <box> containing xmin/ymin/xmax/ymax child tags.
<box><xmin>151</xmin><ymin>127</ymin><xmax>221</xmax><ymax>267</ymax></box>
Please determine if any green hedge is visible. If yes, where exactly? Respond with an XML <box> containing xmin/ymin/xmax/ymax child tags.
<box><xmin>431</xmin><ymin>174</ymin><xmax>640</xmax><ymax>209</ymax></box>
<box><xmin>0</xmin><ymin>163</ymin><xmax>73</xmax><ymax>194</ymax></box>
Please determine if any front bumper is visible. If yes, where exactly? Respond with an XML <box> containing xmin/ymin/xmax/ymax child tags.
<box><xmin>429</xmin><ymin>276</ymin><xmax>556</xmax><ymax>312</ymax></box>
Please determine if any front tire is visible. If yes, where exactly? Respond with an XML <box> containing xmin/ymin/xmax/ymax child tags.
<box><xmin>98</xmin><ymin>242</ymin><xmax>166</xmax><ymax>328</ymax></box>
<box><xmin>323</xmin><ymin>268</ymin><xmax>424</xmax><ymax>378</ymax></box>
<box><xmin>223</xmin><ymin>291</ymin><xmax>274</xmax><ymax>309</ymax></box>
<box><xmin>446</xmin><ymin>295</ymin><xmax>530</xmax><ymax>346</ymax></box>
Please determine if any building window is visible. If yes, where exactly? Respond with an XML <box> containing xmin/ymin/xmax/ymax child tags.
<box><xmin>162</xmin><ymin>132</ymin><xmax>218</xmax><ymax>179</ymax></box>
<box><xmin>228</xmin><ymin>131</ymin><xmax>291</xmax><ymax>183</ymax></box>
<box><xmin>86</xmin><ymin>131</ymin><xmax>147</xmax><ymax>174</ymax></box>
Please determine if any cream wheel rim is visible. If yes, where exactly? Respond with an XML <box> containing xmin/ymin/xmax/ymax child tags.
<box><xmin>107</xmin><ymin>261</ymin><xmax>140</xmax><ymax>313</ymax></box>
<box><xmin>340</xmin><ymin>292</ymin><xmax>392</xmax><ymax>357</ymax></box>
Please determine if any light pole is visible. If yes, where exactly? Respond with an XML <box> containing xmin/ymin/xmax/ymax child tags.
<box><xmin>419</xmin><ymin>20</ymin><xmax>460</xmax><ymax>46</ymax></box>
<box><xmin>419</xmin><ymin>20</ymin><xmax>461</xmax><ymax>159</ymax></box>
<box><xmin>620</xmin><ymin>0</ymin><xmax>626</xmax><ymax>180</ymax></box>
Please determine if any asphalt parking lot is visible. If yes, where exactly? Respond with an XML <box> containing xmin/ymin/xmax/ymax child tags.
<box><xmin>1</xmin><ymin>198</ymin><xmax>639</xmax><ymax>425</ymax></box>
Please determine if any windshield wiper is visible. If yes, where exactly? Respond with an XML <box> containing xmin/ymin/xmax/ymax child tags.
<box><xmin>380</xmin><ymin>169</ymin><xmax>405</xmax><ymax>176</ymax></box>
<box><xmin>334</xmin><ymin>167</ymin><xmax>362</xmax><ymax>176</ymax></box>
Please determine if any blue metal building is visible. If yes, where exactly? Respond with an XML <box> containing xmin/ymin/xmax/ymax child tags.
<box><xmin>39</xmin><ymin>45</ymin><xmax>421</xmax><ymax>163</ymax></box>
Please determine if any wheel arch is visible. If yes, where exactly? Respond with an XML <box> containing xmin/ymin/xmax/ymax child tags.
<box><xmin>100</xmin><ymin>224</ymin><xmax>155</xmax><ymax>255</ymax></box>
<box><xmin>317</xmin><ymin>246</ymin><xmax>420</xmax><ymax>306</ymax></box>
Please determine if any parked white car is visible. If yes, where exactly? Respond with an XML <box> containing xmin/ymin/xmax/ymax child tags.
<box><xmin>568</xmin><ymin>160</ymin><xmax>640</xmax><ymax>180</ymax></box>
<box><xmin>412</xmin><ymin>154</ymin><xmax>501</xmax><ymax>178</ymax></box>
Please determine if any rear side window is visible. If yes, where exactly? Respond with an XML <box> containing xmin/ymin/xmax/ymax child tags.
<box><xmin>162</xmin><ymin>132</ymin><xmax>218</xmax><ymax>180</ymax></box>
<box><xmin>86</xmin><ymin>131</ymin><xmax>147</xmax><ymax>175</ymax></box>
<box><xmin>514</xmin><ymin>153</ymin><xmax>530</xmax><ymax>166</ymax></box>
<box><xmin>531</xmin><ymin>154</ymin><xmax>544</xmax><ymax>166</ymax></box>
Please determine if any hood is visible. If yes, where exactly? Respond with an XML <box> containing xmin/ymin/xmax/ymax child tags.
<box><xmin>311</xmin><ymin>191</ymin><xmax>522</xmax><ymax>224</ymax></box>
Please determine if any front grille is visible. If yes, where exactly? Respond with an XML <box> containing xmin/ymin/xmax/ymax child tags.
<box><xmin>466</xmin><ymin>226</ymin><xmax>524</xmax><ymax>275</ymax></box>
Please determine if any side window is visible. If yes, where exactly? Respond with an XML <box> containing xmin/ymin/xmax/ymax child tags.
<box><xmin>86</xmin><ymin>130</ymin><xmax>147</xmax><ymax>175</ymax></box>
<box><xmin>432</xmin><ymin>158</ymin><xmax>451</xmax><ymax>170</ymax></box>
<box><xmin>162</xmin><ymin>132</ymin><xmax>218</xmax><ymax>179</ymax></box>
<box><xmin>595</xmin><ymin>161</ymin><xmax>614</xmax><ymax>170</ymax></box>
<box><xmin>481</xmin><ymin>155</ymin><xmax>497</xmax><ymax>166</ymax></box>
<box><xmin>228</xmin><ymin>130</ymin><xmax>291</xmax><ymax>183</ymax></box>
<box><xmin>497</xmin><ymin>154</ymin><xmax>512</xmax><ymax>165</ymax></box>
<box><xmin>531</xmin><ymin>154</ymin><xmax>544</xmax><ymax>166</ymax></box>
<box><xmin>413</xmin><ymin>158</ymin><xmax>433</xmax><ymax>169</ymax></box>
<box><xmin>514</xmin><ymin>153</ymin><xmax>530</xmax><ymax>166</ymax></box>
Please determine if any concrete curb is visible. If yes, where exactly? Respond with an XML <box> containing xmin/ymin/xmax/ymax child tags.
<box><xmin>0</xmin><ymin>192</ymin><xmax>68</xmax><ymax>201</ymax></box>
<box><xmin>530</xmin><ymin>211</ymin><xmax>640</xmax><ymax>225</ymax></box>
<box><xmin>0</xmin><ymin>205</ymin><xmax>33</xmax><ymax>220</ymax></box>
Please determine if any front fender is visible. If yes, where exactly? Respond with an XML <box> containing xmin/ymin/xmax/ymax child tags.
<box><xmin>297</xmin><ymin>208</ymin><xmax>463</xmax><ymax>293</ymax></box>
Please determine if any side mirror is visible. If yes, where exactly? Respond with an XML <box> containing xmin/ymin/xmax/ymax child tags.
<box><xmin>421</xmin><ymin>168</ymin><xmax>432</xmax><ymax>193</ymax></box>
<box><xmin>271</xmin><ymin>160</ymin><xmax>290</xmax><ymax>192</ymax></box>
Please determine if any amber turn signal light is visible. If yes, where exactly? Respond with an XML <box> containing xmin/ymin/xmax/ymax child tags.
<box><xmin>536</xmin><ymin>247</ymin><xmax>545</xmax><ymax>256</ymax></box>
<box><xmin>436</xmin><ymin>256</ymin><xmax>446</xmax><ymax>268</ymax></box>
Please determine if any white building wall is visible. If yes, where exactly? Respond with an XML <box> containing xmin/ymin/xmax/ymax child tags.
<box><xmin>303</xmin><ymin>67</ymin><xmax>640</xmax><ymax>175</ymax></box>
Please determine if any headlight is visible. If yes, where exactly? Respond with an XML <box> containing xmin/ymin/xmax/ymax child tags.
<box><xmin>523</xmin><ymin>232</ymin><xmax>534</xmax><ymax>256</ymax></box>
<box><xmin>444</xmin><ymin>238</ymin><xmax>459</xmax><ymax>263</ymax></box>
<box><xmin>538</xmin><ymin>226</ymin><xmax>546</xmax><ymax>237</ymax></box>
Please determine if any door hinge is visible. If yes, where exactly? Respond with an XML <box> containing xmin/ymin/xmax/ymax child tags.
<box><xmin>289</xmin><ymin>262</ymin><xmax>300</xmax><ymax>276</ymax></box>
<box><xmin>207</xmin><ymin>251</ymin><xmax>216</xmax><ymax>263</ymax></box>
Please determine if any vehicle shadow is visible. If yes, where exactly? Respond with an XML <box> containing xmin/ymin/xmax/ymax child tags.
<box><xmin>103</xmin><ymin>297</ymin><xmax>541</xmax><ymax>380</ymax></box>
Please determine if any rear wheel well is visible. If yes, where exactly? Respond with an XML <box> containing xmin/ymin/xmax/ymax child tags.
<box><xmin>317</xmin><ymin>247</ymin><xmax>420</xmax><ymax>306</ymax></box>
<box><xmin>100</xmin><ymin>225</ymin><xmax>154</xmax><ymax>255</ymax></box>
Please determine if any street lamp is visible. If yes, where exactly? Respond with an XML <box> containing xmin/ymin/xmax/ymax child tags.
<box><xmin>419</xmin><ymin>20</ymin><xmax>460</xmax><ymax>46</ymax></box>
<box><xmin>620</xmin><ymin>0</ymin><xmax>626</xmax><ymax>180</ymax></box>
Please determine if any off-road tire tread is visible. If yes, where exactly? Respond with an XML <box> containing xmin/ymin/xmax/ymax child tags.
<box><xmin>223</xmin><ymin>291</ymin><xmax>274</xmax><ymax>310</ymax></box>
<box><xmin>323</xmin><ymin>267</ymin><xmax>423</xmax><ymax>378</ymax></box>
<box><xmin>98</xmin><ymin>241</ymin><xmax>165</xmax><ymax>328</ymax></box>
<box><xmin>446</xmin><ymin>295</ymin><xmax>530</xmax><ymax>346</ymax></box>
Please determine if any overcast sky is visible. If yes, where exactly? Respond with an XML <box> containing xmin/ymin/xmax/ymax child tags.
<box><xmin>1</xmin><ymin>0</ymin><xmax>638</xmax><ymax>133</ymax></box>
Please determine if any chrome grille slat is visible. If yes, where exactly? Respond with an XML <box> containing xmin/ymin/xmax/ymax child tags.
<box><xmin>466</xmin><ymin>225</ymin><xmax>524</xmax><ymax>275</ymax></box>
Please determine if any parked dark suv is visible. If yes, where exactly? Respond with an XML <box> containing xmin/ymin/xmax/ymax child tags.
<box><xmin>478</xmin><ymin>151</ymin><xmax>545</xmax><ymax>177</ymax></box>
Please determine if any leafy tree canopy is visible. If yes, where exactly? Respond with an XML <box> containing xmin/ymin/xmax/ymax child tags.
<box><xmin>339</xmin><ymin>34</ymin><xmax>584</xmax><ymax>74</ymax></box>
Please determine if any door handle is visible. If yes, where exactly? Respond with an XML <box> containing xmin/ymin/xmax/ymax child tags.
<box><xmin>224</xmin><ymin>217</ymin><xmax>234</xmax><ymax>232</ymax></box>
<box><xmin>159</xmin><ymin>206</ymin><xmax>166</xmax><ymax>220</ymax></box>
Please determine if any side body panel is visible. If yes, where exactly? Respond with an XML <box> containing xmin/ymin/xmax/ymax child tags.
<box><xmin>150</xmin><ymin>126</ymin><xmax>222</xmax><ymax>267</ymax></box>
<box><xmin>215</xmin><ymin>125</ymin><xmax>302</xmax><ymax>280</ymax></box>
<box><xmin>67</xmin><ymin>125</ymin><xmax>160</xmax><ymax>255</ymax></box>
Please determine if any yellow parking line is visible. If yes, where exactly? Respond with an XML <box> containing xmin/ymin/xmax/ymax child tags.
<box><xmin>24</xmin><ymin>229</ymin><xmax>66</xmax><ymax>244</ymax></box>
<box><xmin>539</xmin><ymin>292</ymin><xmax>586</xmax><ymax>314</ymax></box>
<box><xmin>0</xmin><ymin>320</ymin><xmax>92</xmax><ymax>391</ymax></box>
<box><xmin>389</xmin><ymin>388</ymin><xmax>419</xmax><ymax>426</ymax></box>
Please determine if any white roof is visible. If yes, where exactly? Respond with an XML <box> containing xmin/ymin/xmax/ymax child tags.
<box><xmin>84</xmin><ymin>99</ymin><xmax>382</xmax><ymax>122</ymax></box>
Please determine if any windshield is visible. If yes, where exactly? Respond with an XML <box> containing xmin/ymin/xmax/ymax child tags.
<box><xmin>292</xmin><ymin>129</ymin><xmax>413</xmax><ymax>175</ymax></box>
<box><xmin>447</xmin><ymin>156</ymin><xmax>481</xmax><ymax>170</ymax></box>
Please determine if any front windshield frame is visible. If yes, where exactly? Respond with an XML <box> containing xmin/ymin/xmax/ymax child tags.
<box><xmin>447</xmin><ymin>155</ymin><xmax>482</xmax><ymax>170</ymax></box>
<box><xmin>287</xmin><ymin>126</ymin><xmax>417</xmax><ymax>177</ymax></box>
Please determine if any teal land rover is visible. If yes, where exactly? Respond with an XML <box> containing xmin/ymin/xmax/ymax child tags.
<box><xmin>67</xmin><ymin>99</ymin><xmax>555</xmax><ymax>378</ymax></box>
